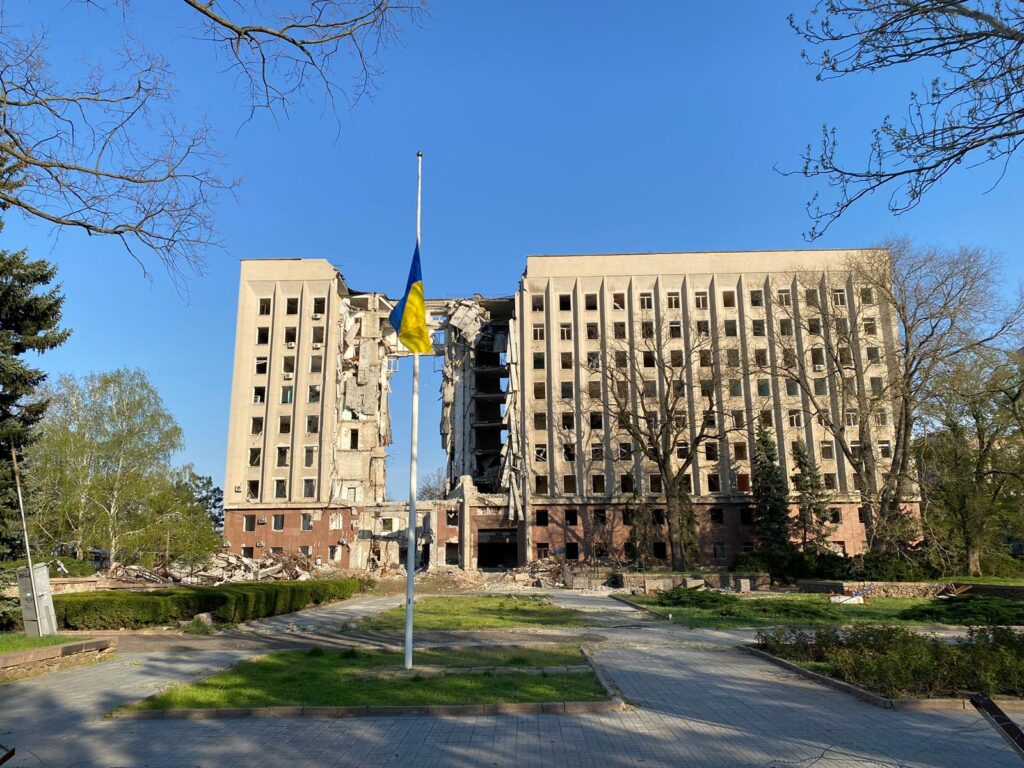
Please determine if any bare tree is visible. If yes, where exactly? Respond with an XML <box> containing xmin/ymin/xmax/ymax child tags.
<box><xmin>790</xmin><ymin>2</ymin><xmax>1024</xmax><ymax>238</ymax></box>
<box><xmin>600</xmin><ymin>313</ymin><xmax>738</xmax><ymax>571</ymax></box>
<box><xmin>0</xmin><ymin>2</ymin><xmax>421</xmax><ymax>277</ymax></box>
<box><xmin>419</xmin><ymin>467</ymin><xmax>448</xmax><ymax>500</ymax></box>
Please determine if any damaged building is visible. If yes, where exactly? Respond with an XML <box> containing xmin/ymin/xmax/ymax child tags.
<box><xmin>224</xmin><ymin>250</ymin><xmax>900</xmax><ymax>570</ymax></box>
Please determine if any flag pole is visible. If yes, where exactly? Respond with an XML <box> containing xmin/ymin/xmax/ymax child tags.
<box><xmin>404</xmin><ymin>151</ymin><xmax>423</xmax><ymax>670</ymax></box>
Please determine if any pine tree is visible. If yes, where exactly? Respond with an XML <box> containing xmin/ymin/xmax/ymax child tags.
<box><xmin>0</xmin><ymin>217</ymin><xmax>71</xmax><ymax>558</ymax></box>
<box><xmin>791</xmin><ymin>440</ymin><xmax>834</xmax><ymax>552</ymax></box>
<box><xmin>751</xmin><ymin>420</ymin><xmax>791</xmax><ymax>556</ymax></box>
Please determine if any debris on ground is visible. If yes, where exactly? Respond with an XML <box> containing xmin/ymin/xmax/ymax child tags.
<box><xmin>101</xmin><ymin>551</ymin><xmax>335</xmax><ymax>587</ymax></box>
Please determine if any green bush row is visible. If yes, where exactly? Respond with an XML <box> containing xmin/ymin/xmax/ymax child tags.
<box><xmin>757</xmin><ymin>625</ymin><xmax>1024</xmax><ymax>699</ymax></box>
<box><xmin>49</xmin><ymin>578</ymin><xmax>366</xmax><ymax>630</ymax></box>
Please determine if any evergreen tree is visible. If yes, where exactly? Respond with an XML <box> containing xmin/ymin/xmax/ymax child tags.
<box><xmin>0</xmin><ymin>221</ymin><xmax>70</xmax><ymax>558</ymax></box>
<box><xmin>751</xmin><ymin>421</ymin><xmax>791</xmax><ymax>556</ymax></box>
<box><xmin>791</xmin><ymin>440</ymin><xmax>834</xmax><ymax>552</ymax></box>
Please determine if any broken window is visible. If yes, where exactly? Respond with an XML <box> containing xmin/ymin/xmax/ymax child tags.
<box><xmin>752</xmin><ymin>319</ymin><xmax>766</xmax><ymax>337</ymax></box>
<box><xmin>696</xmin><ymin>320</ymin><xmax>710</xmax><ymax>336</ymax></box>
<box><xmin>275</xmin><ymin>479</ymin><xmax>287</xmax><ymax>499</ymax></box>
<box><xmin>587</xmin><ymin>379</ymin><xmax>601</xmax><ymax>399</ymax></box>
<box><xmin>561</xmin><ymin>412</ymin><xmax>574</xmax><ymax>430</ymax></box>
<box><xmin>863</xmin><ymin>318</ymin><xmax>877</xmax><ymax>335</ymax></box>
<box><xmin>534</xmin><ymin>445</ymin><xmax>547</xmax><ymax>463</ymax></box>
<box><xmin>760</xmin><ymin>410</ymin><xmax>773</xmax><ymax>426</ymax></box>
<box><xmin>307</xmin><ymin>415</ymin><xmax>319</xmax><ymax>433</ymax></box>
<box><xmin>304</xmin><ymin>446</ymin><xmax>316</xmax><ymax>467</ymax></box>
<box><xmin>814</xmin><ymin>378</ymin><xmax>828</xmax><ymax>396</ymax></box>
<box><xmin>811</xmin><ymin>348</ymin><xmax>825</xmax><ymax>367</ymax></box>
<box><xmin>866</xmin><ymin>346</ymin><xmax>881</xmax><ymax>363</ymax></box>
<box><xmin>619</xmin><ymin>442</ymin><xmax>632</xmax><ymax>460</ymax></box>
<box><xmin>669</xmin><ymin>321</ymin><xmax>682</xmax><ymax>338</ymax></box>
<box><xmin>281</xmin><ymin>386</ymin><xmax>294</xmax><ymax>404</ymax></box>
<box><xmin>301</xmin><ymin>513</ymin><xmax>312</xmax><ymax>531</ymax></box>
<box><xmin>586</xmin><ymin>351</ymin><xmax>601</xmax><ymax>370</ymax></box>
<box><xmin>277</xmin><ymin>446</ymin><xmax>289</xmax><ymax>467</ymax></box>
<box><xmin>279</xmin><ymin>415</ymin><xmax>291</xmax><ymax>434</ymax></box>
<box><xmin>534</xmin><ymin>412</ymin><xmax>547</xmax><ymax>429</ymax></box>
<box><xmin>749</xmin><ymin>290</ymin><xmax>763</xmax><ymax>307</ymax></box>
<box><xmin>532</xmin><ymin>295</ymin><xmax>544</xmax><ymax>312</ymax></box>
<box><xmin>620</xmin><ymin>474</ymin><xmax>634</xmax><ymax>493</ymax></box>
<box><xmin>590</xmin><ymin>411</ymin><xmax>603</xmax><ymax>430</ymax></box>
<box><xmin>255</xmin><ymin>357</ymin><xmax>268</xmax><ymax>375</ymax></box>
<box><xmin>283</xmin><ymin>356</ymin><xmax>295</xmax><ymax>374</ymax></box>
<box><xmin>257</xmin><ymin>327</ymin><xmax>269</xmax><ymax>344</ymax></box>
<box><xmin>591</xmin><ymin>442</ymin><xmax>604</xmax><ymax>460</ymax></box>
<box><xmin>713</xmin><ymin>542</ymin><xmax>726</xmax><ymax>560</ymax></box>
<box><xmin>565</xmin><ymin>542</ymin><xmax>579</xmax><ymax>560</ymax></box>
<box><xmin>779</xmin><ymin>319</ymin><xmax>793</xmax><ymax>336</ymax></box>
<box><xmin>805</xmin><ymin>288</ymin><xmax>820</xmax><ymax>307</ymax></box>
<box><xmin>251</xmin><ymin>417</ymin><xmax>264</xmax><ymax>435</ymax></box>
<box><xmin>643</xmin><ymin>380</ymin><xmax>657</xmax><ymax>398</ymax></box>
<box><xmin>875</xmin><ymin>409</ymin><xmax>888</xmax><ymax>426</ymax></box>
<box><xmin>308</xmin><ymin>385</ymin><xmax>321</xmax><ymax>403</ymax></box>
<box><xmin>243</xmin><ymin>514</ymin><xmax>256</xmax><ymax>532</ymax></box>
<box><xmin>286</xmin><ymin>298</ymin><xmax>299</xmax><ymax>314</ymax></box>
<box><xmin>650</xmin><ymin>474</ymin><xmax>663</xmax><ymax>493</ymax></box>
<box><xmin>535</xmin><ymin>476</ymin><xmax>549</xmax><ymax>494</ymax></box>
<box><xmin>585</xmin><ymin>293</ymin><xmax>598</xmax><ymax>310</ymax></box>
<box><xmin>284</xmin><ymin>327</ymin><xmax>297</xmax><ymax>344</ymax></box>
<box><xmin>559</xmin><ymin>323</ymin><xmax>572</xmax><ymax>340</ymax></box>
<box><xmin>246</xmin><ymin>481</ymin><xmax>260</xmax><ymax>500</ymax></box>
<box><xmin>613</xmin><ymin>322</ymin><xmax>626</xmax><ymax>339</ymax></box>
<box><xmin>253</xmin><ymin>386</ymin><xmax>266</xmax><ymax>404</ymax></box>
<box><xmin>643</xmin><ymin>350</ymin><xmax>656</xmax><ymax>368</ymax></box>
<box><xmin>586</xmin><ymin>323</ymin><xmax>599</xmax><ymax>340</ymax></box>
<box><xmin>808</xmin><ymin>318</ymin><xmax>822</xmax><ymax>335</ymax></box>
<box><xmin>559</xmin><ymin>294</ymin><xmax>571</xmax><ymax>311</ymax></box>
<box><xmin>728</xmin><ymin>379</ymin><xmax>742</xmax><ymax>397</ymax></box>
<box><xmin>860</xmin><ymin>287</ymin><xmax>875</xmax><ymax>305</ymax></box>
<box><xmin>879</xmin><ymin>440</ymin><xmax>892</xmax><ymax>459</ymax></box>
<box><xmin>534</xmin><ymin>381</ymin><xmax>546</xmax><ymax>400</ymax></box>
<box><xmin>707</xmin><ymin>473</ymin><xmax>721</xmax><ymax>493</ymax></box>
<box><xmin>312</xmin><ymin>326</ymin><xmax>325</xmax><ymax>344</ymax></box>
<box><xmin>349</xmin><ymin>429</ymin><xmax>359</xmax><ymax>449</ymax></box>
<box><xmin>535</xmin><ymin>509</ymin><xmax>549</xmax><ymax>526</ymax></box>
<box><xmin>700</xmin><ymin>379</ymin><xmax>714</xmax><ymax>397</ymax></box>
<box><xmin>732</xmin><ymin>409</ymin><xmax>745</xmax><ymax>428</ymax></box>
<box><xmin>823</xmin><ymin>473</ymin><xmax>837</xmax><ymax>489</ymax></box>
<box><xmin>871</xmin><ymin>376</ymin><xmax>884</xmax><ymax>396</ymax></box>
<box><xmin>303</xmin><ymin>479</ymin><xmax>316</xmax><ymax>498</ymax></box>
<box><xmin>734</xmin><ymin>442</ymin><xmax>748</xmax><ymax>461</ymax></box>
<box><xmin>670</xmin><ymin>349</ymin><xmax>684</xmax><ymax>367</ymax></box>
<box><xmin>699</xmin><ymin>350</ymin><xmax>712</xmax><ymax>367</ymax></box>
<box><xmin>754</xmin><ymin>348</ymin><xmax>768</xmax><ymax>368</ymax></box>
<box><xmin>533</xmin><ymin>352</ymin><xmax>545</xmax><ymax>370</ymax></box>
<box><xmin>667</xmin><ymin>292</ymin><xmax>681</xmax><ymax>309</ymax></box>
<box><xmin>788</xmin><ymin>409</ymin><xmax>803</xmax><ymax>427</ymax></box>
<box><xmin>724</xmin><ymin>319</ymin><xmax>737</xmax><ymax>337</ymax></box>
<box><xmin>310</xmin><ymin>355</ymin><xmax>323</xmax><ymax>374</ymax></box>
<box><xmin>722</xmin><ymin>290</ymin><xmax>736</xmax><ymax>308</ymax></box>
<box><xmin>299</xmin><ymin>545</ymin><xmax>311</xmax><ymax>556</ymax></box>
<box><xmin>248</xmin><ymin>448</ymin><xmax>261</xmax><ymax>467</ymax></box>
<box><xmin>563</xmin><ymin>443</ymin><xmax>576</xmax><ymax>462</ymax></box>
<box><xmin>622</xmin><ymin>508</ymin><xmax>635</xmax><ymax>526</ymax></box>
<box><xmin>641</xmin><ymin>320</ymin><xmax>654</xmax><ymax>338</ymax></box>
<box><xmin>536</xmin><ymin>542</ymin><xmax>549</xmax><ymax>559</ymax></box>
<box><xmin>446</xmin><ymin>510</ymin><xmax>459</xmax><ymax>526</ymax></box>
<box><xmin>786</xmin><ymin>378</ymin><xmax>799</xmax><ymax>396</ymax></box>
<box><xmin>592</xmin><ymin>475</ymin><xmax>605</xmax><ymax>493</ymax></box>
<box><xmin>560</xmin><ymin>352</ymin><xmax>572</xmax><ymax>369</ymax></box>
<box><xmin>639</xmin><ymin>292</ymin><xmax>653</xmax><ymax>310</ymax></box>
<box><xmin>710</xmin><ymin>508</ymin><xmax>725</xmax><ymax>525</ymax></box>
<box><xmin>612</xmin><ymin>292</ymin><xmax>626</xmax><ymax>310</ymax></box>
<box><xmin>565</xmin><ymin>509</ymin><xmax>579</xmax><ymax>526</ymax></box>
<box><xmin>834</xmin><ymin>318</ymin><xmax>849</xmax><ymax>336</ymax></box>
<box><xmin>258</xmin><ymin>298</ymin><xmax>272</xmax><ymax>315</ymax></box>
<box><xmin>313</xmin><ymin>297</ymin><xmax>326</xmax><ymax>314</ymax></box>
<box><xmin>705</xmin><ymin>442</ymin><xmax>719</xmax><ymax>461</ymax></box>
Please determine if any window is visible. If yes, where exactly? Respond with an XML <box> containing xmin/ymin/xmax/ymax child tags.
<box><xmin>639</xmin><ymin>292</ymin><xmax>653</xmax><ymax>310</ymax></box>
<box><xmin>303</xmin><ymin>479</ymin><xmax>316</xmax><ymax>498</ymax></box>
<box><xmin>560</xmin><ymin>352</ymin><xmax>573</xmax><ymax>369</ymax></box>
<box><xmin>643</xmin><ymin>351</ymin><xmax>656</xmax><ymax>368</ymax></box>
<box><xmin>618</xmin><ymin>442</ymin><xmax>632</xmax><ymax>460</ymax></box>
<box><xmin>277</xmin><ymin>446</ymin><xmax>289</xmax><ymax>467</ymax></box>
<box><xmin>867</xmin><ymin>346</ymin><xmax>881</xmax><ymax>363</ymax></box>
<box><xmin>258</xmin><ymin>298</ymin><xmax>272</xmax><ymax>315</ymax></box>
<box><xmin>823</xmin><ymin>473</ymin><xmax>837</xmax><ymax>490</ymax></box>
<box><xmin>734</xmin><ymin>442</ymin><xmax>748</xmax><ymax>460</ymax></box>
<box><xmin>310</xmin><ymin>355</ymin><xmax>323</xmax><ymax>374</ymax></box>
<box><xmin>828</xmin><ymin>508</ymin><xmax>842</xmax><ymax>524</ymax></box>
<box><xmin>713</xmin><ymin>543</ymin><xmax>726</xmax><ymax>561</ymax></box>
<box><xmin>532</xmin><ymin>324</ymin><xmax>545</xmax><ymax>341</ymax></box>
<box><xmin>806</xmin><ymin>318</ymin><xmax>821</xmax><ymax>336</ymax></box>
<box><xmin>722</xmin><ymin>290</ymin><xmax>736</xmax><ymax>308</ymax></box>
<box><xmin>779</xmin><ymin>319</ymin><xmax>793</xmax><ymax>336</ymax></box>
<box><xmin>700</xmin><ymin>350</ymin><xmax>713</xmax><ymax>367</ymax></box>
<box><xmin>704</xmin><ymin>409</ymin><xmax>717</xmax><ymax>428</ymax></box>
<box><xmin>312</xmin><ymin>326</ymin><xmax>325</xmax><ymax>344</ymax></box>
<box><xmin>534</xmin><ymin>445</ymin><xmax>547</xmax><ymax>463</ymax></box>
<box><xmin>248</xmin><ymin>448</ymin><xmax>261</xmax><ymax>467</ymax></box>
<box><xmin>243</xmin><ymin>514</ymin><xmax>256</xmax><ymax>532</ymax></box>
<box><xmin>814</xmin><ymin>378</ymin><xmax>828</xmax><ymax>396</ymax></box>
<box><xmin>612</xmin><ymin>292</ymin><xmax>626</xmax><ymax>309</ymax></box>
<box><xmin>255</xmin><ymin>357</ymin><xmax>268</xmax><ymax>375</ymax></box>
<box><xmin>777</xmin><ymin>289</ymin><xmax>792</xmax><ymax>307</ymax></box>
<box><xmin>736</xmin><ymin>472</ymin><xmax>750</xmax><ymax>492</ymax></box>
<box><xmin>707</xmin><ymin>473</ymin><xmax>721</xmax><ymax>493</ymax></box>
<box><xmin>565</xmin><ymin>542</ymin><xmax>579</xmax><ymax>560</ymax></box>
<box><xmin>811</xmin><ymin>348</ymin><xmax>825</xmax><ymax>367</ymax></box>
<box><xmin>860</xmin><ymin>287</ymin><xmax>875</xmax><ymax>304</ymax></box>
<box><xmin>563</xmin><ymin>475</ymin><xmax>577</xmax><ymax>494</ymax></box>
<box><xmin>786</xmin><ymin>378</ymin><xmax>800</xmax><ymax>396</ymax></box>
<box><xmin>256</xmin><ymin>327</ymin><xmax>269</xmax><ymax>345</ymax></box>
<box><xmin>535</xmin><ymin>476</ymin><xmax>549</xmax><ymax>494</ymax></box>
<box><xmin>533</xmin><ymin>352</ymin><xmax>545</xmax><ymax>370</ymax></box>
<box><xmin>251</xmin><ymin>417</ymin><xmax>264</xmax><ymax>435</ymax></box>
<box><xmin>622</xmin><ymin>508</ymin><xmax>635</xmax><ymax>526</ymax></box>
<box><xmin>878</xmin><ymin>440</ymin><xmax>892</xmax><ymax>459</ymax></box>
<box><xmin>757</xmin><ymin>379</ymin><xmax>771</xmax><ymax>397</ymax></box>
<box><xmin>565</xmin><ymin>509</ymin><xmax>579</xmax><ymax>526</ymax></box>
<box><xmin>669</xmin><ymin>349</ymin><xmax>683</xmax><ymax>367</ymax></box>
<box><xmin>863</xmin><ymin>318</ymin><xmax>877</xmax><ymax>335</ymax></box>
<box><xmin>696</xmin><ymin>320</ymin><xmax>710</xmax><ymax>336</ymax></box>
<box><xmin>446</xmin><ymin>510</ymin><xmax>459</xmax><ymax>527</ymax></box>
<box><xmin>300</xmin><ymin>513</ymin><xmax>312</xmax><ymax>531</ymax></box>
<box><xmin>754</xmin><ymin>349</ymin><xmax>768</xmax><ymax>367</ymax></box>
<box><xmin>586</xmin><ymin>323</ymin><xmax>599</xmax><ymax>340</ymax></box>
<box><xmin>534</xmin><ymin>412</ymin><xmax>547</xmax><ymax>430</ymax></box>
<box><xmin>724</xmin><ymin>319</ymin><xmax>737</xmax><ymax>337</ymax></box>
<box><xmin>349</xmin><ymin>429</ymin><xmax>359</xmax><ymax>449</ymax></box>
<box><xmin>871</xmin><ymin>377</ymin><xmax>884</xmax><ymax>396</ymax></box>
<box><xmin>641</xmin><ymin>321</ymin><xmax>654</xmax><ymax>339</ymax></box>
<box><xmin>669</xmin><ymin>320</ymin><xmax>682</xmax><ymax>338</ymax></box>
<box><xmin>286</xmin><ymin>298</ymin><xmax>299</xmax><ymax>314</ymax></box>
<box><xmin>532</xmin><ymin>295</ymin><xmax>544</xmax><ymax>312</ymax></box>
<box><xmin>585</xmin><ymin>293</ymin><xmax>598</xmax><ymax>310</ymax></box>
<box><xmin>832</xmin><ymin>289</ymin><xmax>847</xmax><ymax>306</ymax></box>
<box><xmin>675</xmin><ymin>441</ymin><xmax>689</xmax><ymax>460</ymax></box>
<box><xmin>588</xmin><ymin>380</ymin><xmax>601</xmax><ymax>399</ymax></box>
<box><xmin>592</xmin><ymin>475</ymin><xmax>606</xmax><ymax>493</ymax></box>
<box><xmin>536</xmin><ymin>509</ymin><xmax>549</xmax><ymax>526</ymax></box>
<box><xmin>760</xmin><ymin>410</ymin><xmax>773</xmax><ymax>426</ymax></box>
<box><xmin>590</xmin><ymin>412</ymin><xmax>603</xmax><ymax>430</ymax></box>
<box><xmin>308</xmin><ymin>385</ymin><xmax>321</xmax><ymax>403</ymax></box>
<box><xmin>750</xmin><ymin>290</ymin><xmax>763</xmax><ymax>307</ymax></box>
<box><xmin>561</xmin><ymin>412</ymin><xmax>575</xmax><ymax>430</ymax></box>
<box><xmin>241</xmin><ymin>546</ymin><xmax>255</xmax><ymax>558</ymax></box>
<box><xmin>820</xmin><ymin>440</ymin><xmax>835</xmax><ymax>460</ymax></box>
<box><xmin>805</xmin><ymin>288</ymin><xmax>820</xmax><ymax>307</ymax></box>
<box><xmin>727</xmin><ymin>348</ymin><xmax>740</xmax><ymax>367</ymax></box>
<box><xmin>620</xmin><ymin>474</ymin><xmax>635</xmax><ymax>493</ymax></box>
<box><xmin>845</xmin><ymin>410</ymin><xmax>858</xmax><ymax>427</ymax></box>
<box><xmin>313</xmin><ymin>297</ymin><xmax>326</xmax><ymax>314</ymax></box>
<box><xmin>559</xmin><ymin>294</ymin><xmax>571</xmax><ymax>311</ymax></box>
<box><xmin>381</xmin><ymin>518</ymin><xmax>394</xmax><ymax>533</ymax></box>
<box><xmin>272</xmin><ymin>514</ymin><xmax>285</xmax><ymax>531</ymax></box>
<box><xmin>279</xmin><ymin>415</ymin><xmax>291</xmax><ymax>434</ymax></box>
<box><xmin>650</xmin><ymin>474</ymin><xmax>663</xmax><ymax>493</ymax></box>
<box><xmin>875</xmin><ymin>409</ymin><xmax>888</xmax><ymax>426</ymax></box>
<box><xmin>700</xmin><ymin>379</ymin><xmax>714</xmax><ymax>398</ymax></box>
<box><xmin>612</xmin><ymin>321</ymin><xmax>627</xmax><ymax>340</ymax></box>
<box><xmin>651</xmin><ymin>509</ymin><xmax>666</xmax><ymax>525</ymax></box>
<box><xmin>667</xmin><ymin>292</ymin><xmax>681</xmax><ymax>309</ymax></box>
<box><xmin>694</xmin><ymin>291</ymin><xmax>709</xmax><ymax>309</ymax></box>
<box><xmin>559</xmin><ymin>323</ymin><xmax>573</xmax><ymax>340</ymax></box>
<box><xmin>741</xmin><ymin>507</ymin><xmax>755</xmax><ymax>525</ymax></box>
<box><xmin>304</xmin><ymin>446</ymin><xmax>316</xmax><ymax>467</ymax></box>
<box><xmin>560</xmin><ymin>381</ymin><xmax>573</xmax><ymax>399</ymax></box>
<box><xmin>710</xmin><ymin>508</ymin><xmax>725</xmax><ymax>525</ymax></box>
<box><xmin>253</xmin><ymin>386</ymin><xmax>266</xmax><ymax>404</ymax></box>
<box><xmin>752</xmin><ymin>319</ymin><xmax>766</xmax><ymax>337</ymax></box>
<box><xmin>281</xmin><ymin>386</ymin><xmax>294</xmax><ymax>404</ymax></box>
<box><xmin>563</xmin><ymin>443</ymin><xmax>576</xmax><ymax>462</ymax></box>
<box><xmin>536</xmin><ymin>542</ymin><xmax>549</xmax><ymax>559</ymax></box>
<box><xmin>246</xmin><ymin>480</ymin><xmax>259</xmax><ymax>500</ymax></box>
<box><xmin>788</xmin><ymin>409</ymin><xmax>803</xmax><ymax>428</ymax></box>
<box><xmin>729</xmin><ymin>379</ymin><xmax>743</xmax><ymax>397</ymax></box>
<box><xmin>307</xmin><ymin>415</ymin><xmax>319</xmax><ymax>433</ymax></box>
<box><xmin>834</xmin><ymin>318</ymin><xmax>849</xmax><ymax>337</ymax></box>
<box><xmin>705</xmin><ymin>442</ymin><xmax>719</xmax><ymax>461</ymax></box>
<box><xmin>275</xmin><ymin>479</ymin><xmax>287</xmax><ymax>499</ymax></box>
<box><xmin>282</xmin><ymin>356</ymin><xmax>295</xmax><ymax>374</ymax></box>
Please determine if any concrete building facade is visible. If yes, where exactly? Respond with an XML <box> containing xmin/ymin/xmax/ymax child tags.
<box><xmin>223</xmin><ymin>249</ymin><xmax>905</xmax><ymax>570</ymax></box>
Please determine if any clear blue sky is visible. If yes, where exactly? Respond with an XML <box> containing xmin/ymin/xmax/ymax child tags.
<box><xmin>6</xmin><ymin>1</ymin><xmax>1022</xmax><ymax>499</ymax></box>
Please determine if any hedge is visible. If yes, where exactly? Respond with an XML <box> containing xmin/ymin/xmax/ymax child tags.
<box><xmin>49</xmin><ymin>578</ymin><xmax>365</xmax><ymax>630</ymax></box>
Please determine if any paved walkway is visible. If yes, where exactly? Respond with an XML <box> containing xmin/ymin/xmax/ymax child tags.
<box><xmin>1</xmin><ymin>592</ymin><xmax>1020</xmax><ymax>767</ymax></box>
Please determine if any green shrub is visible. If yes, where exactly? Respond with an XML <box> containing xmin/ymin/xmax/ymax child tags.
<box><xmin>979</xmin><ymin>553</ymin><xmax>1024</xmax><ymax>579</ymax></box>
<box><xmin>52</xmin><ymin>578</ymin><xmax>363</xmax><ymax>630</ymax></box>
<box><xmin>898</xmin><ymin>594</ymin><xmax>1024</xmax><ymax>626</ymax></box>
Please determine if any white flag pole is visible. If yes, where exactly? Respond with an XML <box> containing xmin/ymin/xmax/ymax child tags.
<box><xmin>404</xmin><ymin>150</ymin><xmax>423</xmax><ymax>670</ymax></box>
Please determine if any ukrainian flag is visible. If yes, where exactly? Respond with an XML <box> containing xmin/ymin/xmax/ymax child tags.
<box><xmin>390</xmin><ymin>242</ymin><xmax>433</xmax><ymax>353</ymax></box>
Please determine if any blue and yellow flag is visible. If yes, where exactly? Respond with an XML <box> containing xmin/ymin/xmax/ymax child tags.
<box><xmin>389</xmin><ymin>242</ymin><xmax>433</xmax><ymax>353</ymax></box>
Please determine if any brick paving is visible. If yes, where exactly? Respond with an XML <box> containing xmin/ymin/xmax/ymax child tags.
<box><xmin>1</xmin><ymin>592</ymin><xmax>1019</xmax><ymax>767</ymax></box>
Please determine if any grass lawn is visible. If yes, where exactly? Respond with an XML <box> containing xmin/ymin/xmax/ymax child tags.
<box><xmin>123</xmin><ymin>646</ymin><xmax>607</xmax><ymax>710</ymax></box>
<box><xmin>629</xmin><ymin>591</ymin><xmax>1024</xmax><ymax>629</ymax></box>
<box><xmin>360</xmin><ymin>595</ymin><xmax>589</xmax><ymax>631</ymax></box>
<box><xmin>0</xmin><ymin>633</ymin><xmax>82</xmax><ymax>655</ymax></box>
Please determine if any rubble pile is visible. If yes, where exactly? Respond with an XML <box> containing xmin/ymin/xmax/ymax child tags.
<box><xmin>499</xmin><ymin>559</ymin><xmax>568</xmax><ymax>589</ymax></box>
<box><xmin>101</xmin><ymin>551</ymin><xmax>334</xmax><ymax>587</ymax></box>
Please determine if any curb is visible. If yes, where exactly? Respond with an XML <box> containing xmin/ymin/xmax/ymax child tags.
<box><xmin>739</xmin><ymin>644</ymin><xmax>1024</xmax><ymax>712</ymax></box>
<box><xmin>0</xmin><ymin>638</ymin><xmax>117</xmax><ymax>671</ymax></box>
<box><xmin>609</xmin><ymin>594</ymin><xmax>667</xmax><ymax>619</ymax></box>
<box><xmin>110</xmin><ymin>697</ymin><xmax>626</xmax><ymax>720</ymax></box>
<box><xmin>581</xmin><ymin>646</ymin><xmax>632</xmax><ymax>707</ymax></box>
